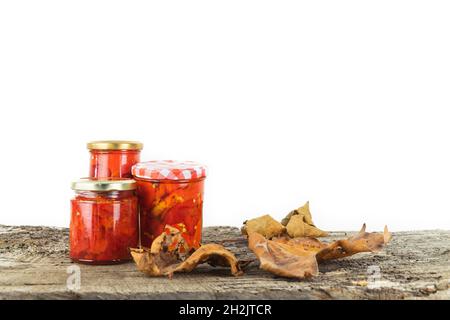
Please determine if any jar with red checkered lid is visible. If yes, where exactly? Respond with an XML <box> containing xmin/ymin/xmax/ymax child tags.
<box><xmin>132</xmin><ymin>160</ymin><xmax>207</xmax><ymax>248</ymax></box>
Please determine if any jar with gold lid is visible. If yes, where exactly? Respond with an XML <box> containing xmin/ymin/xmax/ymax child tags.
<box><xmin>87</xmin><ymin>140</ymin><xmax>143</xmax><ymax>179</ymax></box>
<box><xmin>70</xmin><ymin>178</ymin><xmax>138</xmax><ymax>264</ymax></box>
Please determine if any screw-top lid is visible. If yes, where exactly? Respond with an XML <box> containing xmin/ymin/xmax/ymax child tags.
<box><xmin>71</xmin><ymin>178</ymin><xmax>137</xmax><ymax>191</ymax></box>
<box><xmin>132</xmin><ymin>160</ymin><xmax>207</xmax><ymax>181</ymax></box>
<box><xmin>87</xmin><ymin>140</ymin><xmax>143</xmax><ymax>151</ymax></box>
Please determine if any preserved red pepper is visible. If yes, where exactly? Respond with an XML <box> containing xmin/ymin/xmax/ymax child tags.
<box><xmin>132</xmin><ymin>160</ymin><xmax>207</xmax><ymax>249</ymax></box>
<box><xmin>70</xmin><ymin>179</ymin><xmax>138</xmax><ymax>264</ymax></box>
<box><xmin>88</xmin><ymin>141</ymin><xmax>143</xmax><ymax>178</ymax></box>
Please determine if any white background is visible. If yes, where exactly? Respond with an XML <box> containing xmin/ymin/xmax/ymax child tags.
<box><xmin>0</xmin><ymin>1</ymin><xmax>449</xmax><ymax>231</ymax></box>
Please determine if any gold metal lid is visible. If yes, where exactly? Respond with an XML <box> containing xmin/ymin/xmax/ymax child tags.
<box><xmin>87</xmin><ymin>140</ymin><xmax>143</xmax><ymax>151</ymax></box>
<box><xmin>71</xmin><ymin>178</ymin><xmax>137</xmax><ymax>191</ymax></box>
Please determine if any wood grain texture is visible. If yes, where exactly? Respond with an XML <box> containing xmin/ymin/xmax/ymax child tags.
<box><xmin>0</xmin><ymin>225</ymin><xmax>449</xmax><ymax>300</ymax></box>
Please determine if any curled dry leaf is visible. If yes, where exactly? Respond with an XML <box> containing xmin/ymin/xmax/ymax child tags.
<box><xmin>131</xmin><ymin>244</ymin><xmax>242</xmax><ymax>278</ymax></box>
<box><xmin>170</xmin><ymin>244</ymin><xmax>242</xmax><ymax>275</ymax></box>
<box><xmin>316</xmin><ymin>224</ymin><xmax>392</xmax><ymax>262</ymax></box>
<box><xmin>130</xmin><ymin>225</ymin><xmax>242</xmax><ymax>278</ymax></box>
<box><xmin>286</xmin><ymin>215</ymin><xmax>328</xmax><ymax>238</ymax></box>
<box><xmin>248</xmin><ymin>231</ymin><xmax>319</xmax><ymax>279</ymax></box>
<box><xmin>281</xmin><ymin>201</ymin><xmax>313</xmax><ymax>226</ymax></box>
<box><xmin>247</xmin><ymin>224</ymin><xmax>391</xmax><ymax>279</ymax></box>
<box><xmin>282</xmin><ymin>202</ymin><xmax>328</xmax><ymax>238</ymax></box>
<box><xmin>241</xmin><ymin>214</ymin><xmax>286</xmax><ymax>239</ymax></box>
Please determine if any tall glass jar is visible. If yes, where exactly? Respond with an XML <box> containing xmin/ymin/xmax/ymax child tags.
<box><xmin>70</xmin><ymin>179</ymin><xmax>138</xmax><ymax>264</ymax></box>
<box><xmin>87</xmin><ymin>140</ymin><xmax>143</xmax><ymax>179</ymax></box>
<box><xmin>132</xmin><ymin>160</ymin><xmax>207</xmax><ymax>249</ymax></box>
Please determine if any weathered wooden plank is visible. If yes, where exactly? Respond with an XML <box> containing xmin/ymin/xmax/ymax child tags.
<box><xmin>0</xmin><ymin>225</ymin><xmax>448</xmax><ymax>299</ymax></box>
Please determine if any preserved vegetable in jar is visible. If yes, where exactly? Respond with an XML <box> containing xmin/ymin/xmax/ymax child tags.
<box><xmin>70</xmin><ymin>179</ymin><xmax>138</xmax><ymax>264</ymax></box>
<box><xmin>88</xmin><ymin>140</ymin><xmax>143</xmax><ymax>179</ymax></box>
<box><xmin>132</xmin><ymin>160</ymin><xmax>207</xmax><ymax>249</ymax></box>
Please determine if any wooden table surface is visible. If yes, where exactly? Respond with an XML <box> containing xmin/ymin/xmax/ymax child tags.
<box><xmin>0</xmin><ymin>225</ymin><xmax>448</xmax><ymax>300</ymax></box>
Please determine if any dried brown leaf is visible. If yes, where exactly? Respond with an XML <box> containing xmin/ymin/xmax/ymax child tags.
<box><xmin>247</xmin><ymin>225</ymin><xmax>392</xmax><ymax>280</ymax></box>
<box><xmin>248</xmin><ymin>232</ymin><xmax>318</xmax><ymax>279</ymax></box>
<box><xmin>316</xmin><ymin>224</ymin><xmax>391</xmax><ymax>261</ymax></box>
<box><xmin>169</xmin><ymin>244</ymin><xmax>243</xmax><ymax>276</ymax></box>
<box><xmin>282</xmin><ymin>202</ymin><xmax>328</xmax><ymax>237</ymax></box>
<box><xmin>131</xmin><ymin>244</ymin><xmax>242</xmax><ymax>278</ymax></box>
<box><xmin>281</xmin><ymin>201</ymin><xmax>314</xmax><ymax>226</ymax></box>
<box><xmin>130</xmin><ymin>225</ymin><xmax>242</xmax><ymax>278</ymax></box>
<box><xmin>286</xmin><ymin>215</ymin><xmax>328</xmax><ymax>238</ymax></box>
<box><xmin>241</xmin><ymin>214</ymin><xmax>286</xmax><ymax>239</ymax></box>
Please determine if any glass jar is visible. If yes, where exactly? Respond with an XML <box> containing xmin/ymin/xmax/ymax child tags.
<box><xmin>87</xmin><ymin>140</ymin><xmax>143</xmax><ymax>179</ymax></box>
<box><xmin>70</xmin><ymin>179</ymin><xmax>138</xmax><ymax>264</ymax></box>
<box><xmin>132</xmin><ymin>160</ymin><xmax>207</xmax><ymax>249</ymax></box>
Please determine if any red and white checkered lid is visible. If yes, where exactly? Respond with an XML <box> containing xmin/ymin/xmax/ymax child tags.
<box><xmin>132</xmin><ymin>160</ymin><xmax>207</xmax><ymax>181</ymax></box>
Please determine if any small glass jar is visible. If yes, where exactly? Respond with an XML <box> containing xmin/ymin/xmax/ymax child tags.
<box><xmin>132</xmin><ymin>160</ymin><xmax>207</xmax><ymax>249</ymax></box>
<box><xmin>87</xmin><ymin>140</ymin><xmax>143</xmax><ymax>179</ymax></box>
<box><xmin>70</xmin><ymin>179</ymin><xmax>138</xmax><ymax>264</ymax></box>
